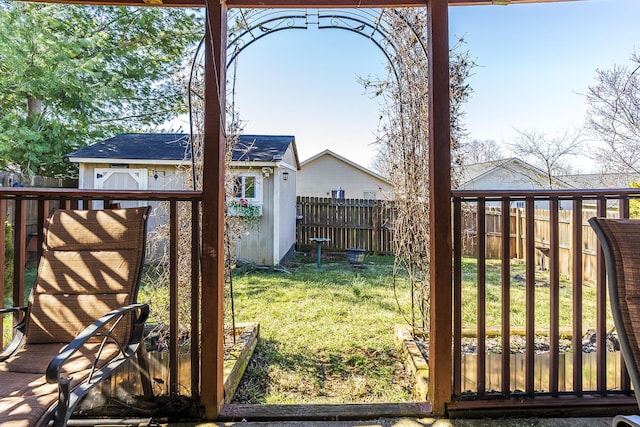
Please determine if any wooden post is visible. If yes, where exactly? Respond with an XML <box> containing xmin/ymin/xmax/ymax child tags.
<box><xmin>169</xmin><ymin>200</ymin><xmax>179</xmax><ymax>395</ymax></box>
<box><xmin>427</xmin><ymin>0</ymin><xmax>452</xmax><ymax>416</ymax></box>
<box><xmin>13</xmin><ymin>199</ymin><xmax>26</xmax><ymax>316</ymax></box>
<box><xmin>515</xmin><ymin>206</ymin><xmax>522</xmax><ymax>260</ymax></box>
<box><xmin>0</xmin><ymin>199</ymin><xmax>5</xmax><ymax>348</ymax></box>
<box><xmin>201</xmin><ymin>0</ymin><xmax>227</xmax><ymax>419</ymax></box>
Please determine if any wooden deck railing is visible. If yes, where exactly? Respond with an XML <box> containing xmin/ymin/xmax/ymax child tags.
<box><xmin>450</xmin><ymin>188</ymin><xmax>640</xmax><ymax>411</ymax></box>
<box><xmin>5</xmin><ymin>187</ymin><xmax>640</xmax><ymax>415</ymax></box>
<box><xmin>0</xmin><ymin>187</ymin><xmax>202</xmax><ymax>398</ymax></box>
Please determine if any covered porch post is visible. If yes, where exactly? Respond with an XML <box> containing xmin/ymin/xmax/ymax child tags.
<box><xmin>427</xmin><ymin>0</ymin><xmax>453</xmax><ymax>416</ymax></box>
<box><xmin>201</xmin><ymin>0</ymin><xmax>228</xmax><ymax>419</ymax></box>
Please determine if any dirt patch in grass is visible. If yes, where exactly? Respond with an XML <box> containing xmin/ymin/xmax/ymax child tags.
<box><xmin>232</xmin><ymin>339</ymin><xmax>413</xmax><ymax>404</ymax></box>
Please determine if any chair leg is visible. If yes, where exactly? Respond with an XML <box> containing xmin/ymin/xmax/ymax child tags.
<box><xmin>614</xmin><ymin>415</ymin><xmax>640</xmax><ymax>427</ymax></box>
<box><xmin>136</xmin><ymin>344</ymin><xmax>154</xmax><ymax>401</ymax></box>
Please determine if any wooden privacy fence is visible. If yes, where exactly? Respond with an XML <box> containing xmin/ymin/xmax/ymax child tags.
<box><xmin>296</xmin><ymin>196</ymin><xmax>394</xmax><ymax>254</ymax></box>
<box><xmin>461</xmin><ymin>205</ymin><xmax>609</xmax><ymax>284</ymax></box>
<box><xmin>296</xmin><ymin>197</ymin><xmax>606</xmax><ymax>284</ymax></box>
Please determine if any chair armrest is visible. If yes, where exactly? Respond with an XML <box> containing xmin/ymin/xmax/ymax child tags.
<box><xmin>0</xmin><ymin>306</ymin><xmax>26</xmax><ymax>315</ymax></box>
<box><xmin>0</xmin><ymin>307</ymin><xmax>27</xmax><ymax>360</ymax></box>
<box><xmin>45</xmin><ymin>303</ymin><xmax>149</xmax><ymax>385</ymax></box>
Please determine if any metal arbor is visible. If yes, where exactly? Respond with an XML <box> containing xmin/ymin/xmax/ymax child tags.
<box><xmin>226</xmin><ymin>8</ymin><xmax>428</xmax><ymax>81</ymax></box>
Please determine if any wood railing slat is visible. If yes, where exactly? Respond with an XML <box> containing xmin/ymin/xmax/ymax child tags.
<box><xmin>477</xmin><ymin>198</ymin><xmax>486</xmax><ymax>394</ymax></box>
<box><xmin>170</xmin><ymin>200</ymin><xmax>179</xmax><ymax>395</ymax></box>
<box><xmin>596</xmin><ymin>197</ymin><xmax>607</xmax><ymax>394</ymax></box>
<box><xmin>525</xmin><ymin>197</ymin><xmax>535</xmax><ymax>395</ymax></box>
<box><xmin>572</xmin><ymin>198</ymin><xmax>583</xmax><ymax>394</ymax></box>
<box><xmin>549</xmin><ymin>197</ymin><xmax>560</xmax><ymax>395</ymax></box>
<box><xmin>0</xmin><ymin>199</ymin><xmax>5</xmax><ymax>347</ymax></box>
<box><xmin>453</xmin><ymin>198</ymin><xmax>463</xmax><ymax>396</ymax></box>
<box><xmin>501</xmin><ymin>199</ymin><xmax>511</xmax><ymax>394</ymax></box>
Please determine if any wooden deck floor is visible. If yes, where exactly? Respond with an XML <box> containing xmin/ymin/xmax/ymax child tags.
<box><xmin>168</xmin><ymin>416</ymin><xmax>614</xmax><ymax>426</ymax></box>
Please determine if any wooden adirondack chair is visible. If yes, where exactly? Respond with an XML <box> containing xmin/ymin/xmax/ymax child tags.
<box><xmin>590</xmin><ymin>217</ymin><xmax>640</xmax><ymax>427</ymax></box>
<box><xmin>0</xmin><ymin>207</ymin><xmax>152</xmax><ymax>427</ymax></box>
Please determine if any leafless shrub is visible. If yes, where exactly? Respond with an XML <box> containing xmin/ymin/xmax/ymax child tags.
<box><xmin>363</xmin><ymin>9</ymin><xmax>474</xmax><ymax>336</ymax></box>
<box><xmin>141</xmin><ymin>35</ymin><xmax>247</xmax><ymax>352</ymax></box>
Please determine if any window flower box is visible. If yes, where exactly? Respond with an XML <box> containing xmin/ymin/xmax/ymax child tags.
<box><xmin>228</xmin><ymin>198</ymin><xmax>262</xmax><ymax>229</ymax></box>
<box><xmin>228</xmin><ymin>198</ymin><xmax>262</xmax><ymax>217</ymax></box>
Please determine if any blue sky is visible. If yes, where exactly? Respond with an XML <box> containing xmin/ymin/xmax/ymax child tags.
<box><xmin>228</xmin><ymin>0</ymin><xmax>640</xmax><ymax>172</ymax></box>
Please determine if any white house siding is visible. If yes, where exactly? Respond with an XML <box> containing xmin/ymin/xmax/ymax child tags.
<box><xmin>297</xmin><ymin>154</ymin><xmax>392</xmax><ymax>200</ymax></box>
<box><xmin>283</xmin><ymin>146</ymin><xmax>296</xmax><ymax>168</ymax></box>
<box><xmin>234</xmin><ymin>168</ymin><xmax>273</xmax><ymax>266</ymax></box>
<box><xmin>277</xmin><ymin>165</ymin><xmax>297</xmax><ymax>264</ymax></box>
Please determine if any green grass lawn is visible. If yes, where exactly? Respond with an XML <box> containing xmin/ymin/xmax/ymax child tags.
<box><xmin>230</xmin><ymin>254</ymin><xmax>415</xmax><ymax>404</ymax></box>
<box><xmin>229</xmin><ymin>254</ymin><xmax>604</xmax><ymax>404</ymax></box>
<box><xmin>460</xmin><ymin>258</ymin><xmax>608</xmax><ymax>334</ymax></box>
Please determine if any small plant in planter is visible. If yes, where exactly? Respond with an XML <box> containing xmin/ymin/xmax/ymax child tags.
<box><xmin>228</xmin><ymin>198</ymin><xmax>262</xmax><ymax>230</ymax></box>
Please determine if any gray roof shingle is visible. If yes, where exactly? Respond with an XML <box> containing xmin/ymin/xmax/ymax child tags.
<box><xmin>67</xmin><ymin>133</ymin><xmax>295</xmax><ymax>163</ymax></box>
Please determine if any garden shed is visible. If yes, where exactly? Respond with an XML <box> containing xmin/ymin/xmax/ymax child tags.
<box><xmin>67</xmin><ymin>132</ymin><xmax>300</xmax><ymax>266</ymax></box>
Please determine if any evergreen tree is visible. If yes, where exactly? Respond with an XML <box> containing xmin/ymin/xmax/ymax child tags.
<box><xmin>0</xmin><ymin>1</ymin><xmax>202</xmax><ymax>177</ymax></box>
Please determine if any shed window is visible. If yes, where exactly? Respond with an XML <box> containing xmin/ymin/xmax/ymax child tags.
<box><xmin>234</xmin><ymin>175</ymin><xmax>257</xmax><ymax>199</ymax></box>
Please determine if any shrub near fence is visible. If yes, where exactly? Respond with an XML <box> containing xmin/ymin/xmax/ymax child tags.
<box><xmin>296</xmin><ymin>196</ymin><xmax>394</xmax><ymax>254</ymax></box>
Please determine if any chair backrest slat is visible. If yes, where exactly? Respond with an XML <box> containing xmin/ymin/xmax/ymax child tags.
<box><xmin>25</xmin><ymin>207</ymin><xmax>149</xmax><ymax>345</ymax></box>
<box><xmin>590</xmin><ymin>217</ymin><xmax>640</xmax><ymax>409</ymax></box>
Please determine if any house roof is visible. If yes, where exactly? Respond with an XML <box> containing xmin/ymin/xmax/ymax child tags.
<box><xmin>300</xmin><ymin>149</ymin><xmax>393</xmax><ymax>185</ymax></box>
<box><xmin>457</xmin><ymin>157</ymin><xmax>573</xmax><ymax>189</ymax></box>
<box><xmin>559</xmin><ymin>173</ymin><xmax>640</xmax><ymax>189</ymax></box>
<box><xmin>67</xmin><ymin>133</ymin><xmax>299</xmax><ymax>167</ymax></box>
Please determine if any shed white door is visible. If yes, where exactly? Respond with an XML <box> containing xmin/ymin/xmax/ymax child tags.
<box><xmin>95</xmin><ymin>168</ymin><xmax>148</xmax><ymax>208</ymax></box>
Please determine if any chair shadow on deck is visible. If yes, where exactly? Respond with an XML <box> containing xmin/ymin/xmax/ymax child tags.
<box><xmin>0</xmin><ymin>207</ymin><xmax>153</xmax><ymax>427</ymax></box>
<box><xmin>590</xmin><ymin>217</ymin><xmax>640</xmax><ymax>427</ymax></box>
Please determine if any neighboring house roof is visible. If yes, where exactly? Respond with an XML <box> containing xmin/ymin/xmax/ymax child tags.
<box><xmin>67</xmin><ymin>133</ymin><xmax>300</xmax><ymax>168</ymax></box>
<box><xmin>559</xmin><ymin>173</ymin><xmax>640</xmax><ymax>189</ymax></box>
<box><xmin>300</xmin><ymin>149</ymin><xmax>393</xmax><ymax>186</ymax></box>
<box><xmin>456</xmin><ymin>158</ymin><xmax>573</xmax><ymax>190</ymax></box>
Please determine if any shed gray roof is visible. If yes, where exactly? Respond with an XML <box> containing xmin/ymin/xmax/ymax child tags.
<box><xmin>67</xmin><ymin>133</ymin><xmax>296</xmax><ymax>163</ymax></box>
<box><xmin>232</xmin><ymin>134</ymin><xmax>295</xmax><ymax>162</ymax></box>
<box><xmin>67</xmin><ymin>133</ymin><xmax>190</xmax><ymax>161</ymax></box>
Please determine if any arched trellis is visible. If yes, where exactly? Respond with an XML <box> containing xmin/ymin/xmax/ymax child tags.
<box><xmin>188</xmin><ymin>6</ymin><xmax>431</xmax><ymax>186</ymax></box>
<box><xmin>225</xmin><ymin>8</ymin><xmax>430</xmax><ymax>82</ymax></box>
<box><xmin>184</xmin><ymin>7</ymin><xmax>438</xmax><ymax>413</ymax></box>
<box><xmin>198</xmin><ymin>0</ymin><xmax>452</xmax><ymax>419</ymax></box>
<box><xmin>185</xmin><ymin>8</ymin><xmax>444</xmax><ymax>422</ymax></box>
